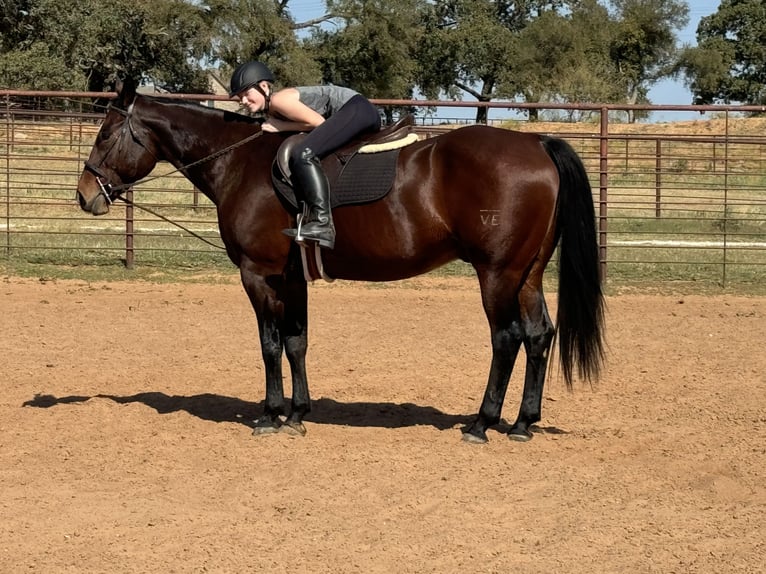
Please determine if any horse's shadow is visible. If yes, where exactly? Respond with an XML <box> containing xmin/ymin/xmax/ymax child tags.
<box><xmin>23</xmin><ymin>392</ymin><xmax>477</xmax><ymax>432</ymax></box>
<box><xmin>23</xmin><ymin>392</ymin><xmax>570</xmax><ymax>436</ymax></box>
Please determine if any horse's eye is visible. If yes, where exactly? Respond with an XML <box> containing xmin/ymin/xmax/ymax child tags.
<box><xmin>96</xmin><ymin>128</ymin><xmax>112</xmax><ymax>143</ymax></box>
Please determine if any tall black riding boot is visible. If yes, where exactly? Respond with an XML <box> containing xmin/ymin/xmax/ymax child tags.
<box><xmin>285</xmin><ymin>148</ymin><xmax>336</xmax><ymax>249</ymax></box>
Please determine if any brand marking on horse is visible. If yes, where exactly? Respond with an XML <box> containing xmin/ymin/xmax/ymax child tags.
<box><xmin>480</xmin><ymin>209</ymin><xmax>501</xmax><ymax>226</ymax></box>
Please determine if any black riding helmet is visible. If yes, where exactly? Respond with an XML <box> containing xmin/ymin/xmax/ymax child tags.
<box><xmin>229</xmin><ymin>61</ymin><xmax>275</xmax><ymax>98</ymax></box>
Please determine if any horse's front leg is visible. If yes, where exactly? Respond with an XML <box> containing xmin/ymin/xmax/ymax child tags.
<box><xmin>240</xmin><ymin>264</ymin><xmax>287</xmax><ymax>434</ymax></box>
<box><xmin>280</xmin><ymin>269</ymin><xmax>310</xmax><ymax>436</ymax></box>
<box><xmin>254</xmin><ymin>312</ymin><xmax>286</xmax><ymax>434</ymax></box>
<box><xmin>239</xmin><ymin>258</ymin><xmax>311</xmax><ymax>436</ymax></box>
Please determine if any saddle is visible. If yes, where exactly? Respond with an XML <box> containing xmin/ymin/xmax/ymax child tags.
<box><xmin>271</xmin><ymin>115</ymin><xmax>418</xmax><ymax>210</ymax></box>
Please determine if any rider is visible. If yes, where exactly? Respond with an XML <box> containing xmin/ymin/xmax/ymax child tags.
<box><xmin>229</xmin><ymin>61</ymin><xmax>381</xmax><ymax>249</ymax></box>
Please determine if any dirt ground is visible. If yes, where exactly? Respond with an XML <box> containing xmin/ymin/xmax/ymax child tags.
<box><xmin>1</xmin><ymin>275</ymin><xmax>764</xmax><ymax>573</ymax></box>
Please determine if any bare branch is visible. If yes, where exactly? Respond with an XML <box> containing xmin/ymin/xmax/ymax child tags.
<box><xmin>455</xmin><ymin>81</ymin><xmax>485</xmax><ymax>101</ymax></box>
<box><xmin>291</xmin><ymin>13</ymin><xmax>337</xmax><ymax>30</ymax></box>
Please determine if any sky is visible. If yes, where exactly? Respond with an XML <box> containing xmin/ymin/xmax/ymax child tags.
<box><xmin>290</xmin><ymin>0</ymin><xmax>721</xmax><ymax>123</ymax></box>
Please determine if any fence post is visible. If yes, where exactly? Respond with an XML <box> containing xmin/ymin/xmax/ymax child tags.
<box><xmin>4</xmin><ymin>95</ymin><xmax>9</xmax><ymax>255</ymax></box>
<box><xmin>78</xmin><ymin>100</ymin><xmax>83</xmax><ymax>145</ymax></box>
<box><xmin>722</xmin><ymin>112</ymin><xmax>730</xmax><ymax>286</ymax></box>
<box><xmin>599</xmin><ymin>107</ymin><xmax>609</xmax><ymax>280</ymax></box>
<box><xmin>8</xmin><ymin>98</ymin><xmax>13</xmax><ymax>153</ymax></box>
<box><xmin>125</xmin><ymin>187</ymin><xmax>134</xmax><ymax>269</ymax></box>
<box><xmin>655</xmin><ymin>139</ymin><xmax>662</xmax><ymax>218</ymax></box>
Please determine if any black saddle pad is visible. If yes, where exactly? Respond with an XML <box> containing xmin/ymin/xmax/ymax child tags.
<box><xmin>271</xmin><ymin>149</ymin><xmax>400</xmax><ymax>211</ymax></box>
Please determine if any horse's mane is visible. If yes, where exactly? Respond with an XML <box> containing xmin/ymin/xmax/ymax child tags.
<box><xmin>140</xmin><ymin>95</ymin><xmax>262</xmax><ymax>128</ymax></box>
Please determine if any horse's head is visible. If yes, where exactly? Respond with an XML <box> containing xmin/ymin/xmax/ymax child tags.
<box><xmin>76</xmin><ymin>78</ymin><xmax>159</xmax><ymax>215</ymax></box>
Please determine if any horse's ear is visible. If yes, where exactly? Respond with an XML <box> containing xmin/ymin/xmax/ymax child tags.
<box><xmin>114</xmin><ymin>76</ymin><xmax>138</xmax><ymax>106</ymax></box>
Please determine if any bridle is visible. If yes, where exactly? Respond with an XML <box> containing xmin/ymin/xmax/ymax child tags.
<box><xmin>84</xmin><ymin>100</ymin><xmax>265</xmax><ymax>203</ymax></box>
<box><xmin>82</xmin><ymin>100</ymin><xmax>265</xmax><ymax>249</ymax></box>
<box><xmin>82</xmin><ymin>103</ymin><xmax>140</xmax><ymax>205</ymax></box>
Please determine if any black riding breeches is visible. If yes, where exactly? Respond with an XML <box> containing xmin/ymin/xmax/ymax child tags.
<box><xmin>288</xmin><ymin>95</ymin><xmax>381</xmax><ymax>164</ymax></box>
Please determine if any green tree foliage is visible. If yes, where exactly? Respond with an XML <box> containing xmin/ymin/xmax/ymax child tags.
<box><xmin>0</xmin><ymin>0</ymin><xmax>211</xmax><ymax>93</ymax></box>
<box><xmin>0</xmin><ymin>43</ymin><xmax>83</xmax><ymax>90</ymax></box>
<box><xmin>141</xmin><ymin>0</ymin><xmax>213</xmax><ymax>92</ymax></box>
<box><xmin>512</xmin><ymin>4</ymin><xmax>621</xmax><ymax>119</ymax></box>
<box><xmin>608</xmin><ymin>0</ymin><xmax>688</xmax><ymax>107</ymax></box>
<box><xmin>0</xmin><ymin>0</ymin><xmax>33</xmax><ymax>53</ymax></box>
<box><xmin>204</xmin><ymin>0</ymin><xmax>327</xmax><ymax>86</ymax></box>
<box><xmin>0</xmin><ymin>0</ymin><xmax>722</xmax><ymax>123</ymax></box>
<box><xmin>415</xmin><ymin>0</ymin><xmax>688</xmax><ymax>122</ymax></box>
<box><xmin>556</xmin><ymin>1</ymin><xmax>624</xmax><ymax>110</ymax></box>
<box><xmin>416</xmin><ymin>0</ymin><xmax>564</xmax><ymax>122</ymax></box>
<box><xmin>310</xmin><ymin>1</ymin><xmax>422</xmax><ymax>96</ymax></box>
<box><xmin>677</xmin><ymin>0</ymin><xmax>766</xmax><ymax>105</ymax></box>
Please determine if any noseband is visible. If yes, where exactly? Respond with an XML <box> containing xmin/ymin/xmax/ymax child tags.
<box><xmin>83</xmin><ymin>161</ymin><xmax>118</xmax><ymax>205</ymax></box>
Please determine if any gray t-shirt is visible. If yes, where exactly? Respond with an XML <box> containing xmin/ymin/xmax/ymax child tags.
<box><xmin>295</xmin><ymin>86</ymin><xmax>360</xmax><ymax>119</ymax></box>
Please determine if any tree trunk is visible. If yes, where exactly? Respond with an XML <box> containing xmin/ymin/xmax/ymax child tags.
<box><xmin>474</xmin><ymin>106</ymin><xmax>488</xmax><ymax>124</ymax></box>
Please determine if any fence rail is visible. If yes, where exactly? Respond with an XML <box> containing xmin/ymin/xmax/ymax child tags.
<box><xmin>2</xmin><ymin>92</ymin><xmax>765</xmax><ymax>286</ymax></box>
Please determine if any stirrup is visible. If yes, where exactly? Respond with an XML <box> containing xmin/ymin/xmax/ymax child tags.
<box><xmin>282</xmin><ymin>211</ymin><xmax>335</xmax><ymax>249</ymax></box>
<box><xmin>282</xmin><ymin>206</ymin><xmax>307</xmax><ymax>240</ymax></box>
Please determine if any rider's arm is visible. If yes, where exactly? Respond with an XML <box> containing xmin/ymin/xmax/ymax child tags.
<box><xmin>263</xmin><ymin>88</ymin><xmax>325</xmax><ymax>133</ymax></box>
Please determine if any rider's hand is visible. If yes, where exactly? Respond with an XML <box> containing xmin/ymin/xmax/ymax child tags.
<box><xmin>261</xmin><ymin>120</ymin><xmax>279</xmax><ymax>133</ymax></box>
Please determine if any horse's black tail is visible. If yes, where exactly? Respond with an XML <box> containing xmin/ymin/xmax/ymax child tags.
<box><xmin>541</xmin><ymin>136</ymin><xmax>605</xmax><ymax>387</ymax></box>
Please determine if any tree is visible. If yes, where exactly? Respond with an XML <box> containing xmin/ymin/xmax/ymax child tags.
<box><xmin>0</xmin><ymin>0</ymin><xmax>34</xmax><ymax>53</ymax></box>
<box><xmin>140</xmin><ymin>0</ymin><xmax>213</xmax><ymax>92</ymax></box>
<box><xmin>416</xmin><ymin>0</ymin><xmax>568</xmax><ymax>123</ymax></box>
<box><xmin>0</xmin><ymin>0</ymin><xmax>212</xmax><ymax>93</ymax></box>
<box><xmin>0</xmin><ymin>42</ymin><xmax>83</xmax><ymax>91</ymax></box>
<box><xmin>413</xmin><ymin>0</ymin><xmax>689</xmax><ymax>122</ymax></box>
<box><xmin>677</xmin><ymin>0</ymin><xmax>766</xmax><ymax>105</ymax></box>
<box><xmin>553</xmin><ymin>1</ymin><xmax>624</xmax><ymax>116</ymax></box>
<box><xmin>309</xmin><ymin>0</ymin><xmax>423</xmax><ymax>113</ymax></box>
<box><xmin>204</xmin><ymin>0</ymin><xmax>331</xmax><ymax>86</ymax></box>
<box><xmin>511</xmin><ymin>5</ymin><xmax>621</xmax><ymax>120</ymax></box>
<box><xmin>608</xmin><ymin>0</ymin><xmax>688</xmax><ymax>119</ymax></box>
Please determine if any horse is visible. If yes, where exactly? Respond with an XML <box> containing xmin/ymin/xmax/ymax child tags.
<box><xmin>76</xmin><ymin>79</ymin><xmax>605</xmax><ymax>444</ymax></box>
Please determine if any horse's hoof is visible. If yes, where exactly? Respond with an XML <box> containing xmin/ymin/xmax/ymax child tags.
<box><xmin>280</xmin><ymin>421</ymin><xmax>307</xmax><ymax>437</ymax></box>
<box><xmin>251</xmin><ymin>418</ymin><xmax>281</xmax><ymax>436</ymax></box>
<box><xmin>508</xmin><ymin>428</ymin><xmax>533</xmax><ymax>442</ymax></box>
<box><xmin>462</xmin><ymin>431</ymin><xmax>488</xmax><ymax>444</ymax></box>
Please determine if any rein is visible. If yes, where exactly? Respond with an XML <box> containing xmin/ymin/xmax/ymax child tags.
<box><xmin>84</xmin><ymin>102</ymin><xmax>265</xmax><ymax>250</ymax></box>
<box><xmin>113</xmin><ymin>193</ymin><xmax>227</xmax><ymax>251</ymax></box>
<box><xmin>91</xmin><ymin>128</ymin><xmax>264</xmax><ymax>195</ymax></box>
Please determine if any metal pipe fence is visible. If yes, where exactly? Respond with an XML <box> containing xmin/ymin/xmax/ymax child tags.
<box><xmin>1</xmin><ymin>92</ymin><xmax>764</xmax><ymax>286</ymax></box>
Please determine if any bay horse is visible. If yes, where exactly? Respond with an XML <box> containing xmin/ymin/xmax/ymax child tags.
<box><xmin>76</xmin><ymin>79</ymin><xmax>604</xmax><ymax>444</ymax></box>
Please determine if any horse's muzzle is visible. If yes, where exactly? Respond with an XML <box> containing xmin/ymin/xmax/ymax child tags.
<box><xmin>77</xmin><ymin>189</ymin><xmax>110</xmax><ymax>215</ymax></box>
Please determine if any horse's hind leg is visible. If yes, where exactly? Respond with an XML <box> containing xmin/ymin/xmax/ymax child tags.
<box><xmin>508</xmin><ymin>283</ymin><xmax>555</xmax><ymax>441</ymax></box>
<box><xmin>463</xmin><ymin>267</ymin><xmax>525</xmax><ymax>444</ymax></box>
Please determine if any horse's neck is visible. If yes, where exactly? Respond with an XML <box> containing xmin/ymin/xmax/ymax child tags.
<box><xmin>141</xmin><ymin>99</ymin><xmax>256</xmax><ymax>206</ymax></box>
